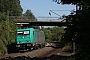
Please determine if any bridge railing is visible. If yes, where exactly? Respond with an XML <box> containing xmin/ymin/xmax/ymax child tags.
<box><xmin>9</xmin><ymin>16</ymin><xmax>37</xmax><ymax>22</ymax></box>
<box><xmin>9</xmin><ymin>16</ymin><xmax>66</xmax><ymax>22</ymax></box>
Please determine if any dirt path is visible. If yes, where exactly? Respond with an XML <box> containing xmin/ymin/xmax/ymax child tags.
<box><xmin>0</xmin><ymin>47</ymin><xmax>73</xmax><ymax>60</ymax></box>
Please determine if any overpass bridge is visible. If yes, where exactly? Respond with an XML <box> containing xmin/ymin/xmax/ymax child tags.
<box><xmin>10</xmin><ymin>16</ymin><xmax>72</xmax><ymax>27</ymax></box>
<box><xmin>9</xmin><ymin>9</ymin><xmax>73</xmax><ymax>27</ymax></box>
<box><xmin>15</xmin><ymin>21</ymin><xmax>73</xmax><ymax>27</ymax></box>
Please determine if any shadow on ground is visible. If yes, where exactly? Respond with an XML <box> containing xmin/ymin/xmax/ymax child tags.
<box><xmin>7</xmin><ymin>43</ymin><xmax>17</xmax><ymax>54</ymax></box>
<box><xmin>1</xmin><ymin>54</ymin><xmax>70</xmax><ymax>60</ymax></box>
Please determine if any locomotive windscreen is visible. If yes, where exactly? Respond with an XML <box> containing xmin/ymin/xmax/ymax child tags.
<box><xmin>17</xmin><ymin>30</ymin><xmax>30</xmax><ymax>35</ymax></box>
<box><xmin>17</xmin><ymin>31</ymin><xmax>23</xmax><ymax>35</ymax></box>
<box><xmin>24</xmin><ymin>30</ymin><xmax>30</xmax><ymax>35</ymax></box>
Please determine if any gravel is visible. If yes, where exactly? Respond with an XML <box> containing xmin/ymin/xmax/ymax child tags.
<box><xmin>0</xmin><ymin>47</ymin><xmax>72</xmax><ymax>60</ymax></box>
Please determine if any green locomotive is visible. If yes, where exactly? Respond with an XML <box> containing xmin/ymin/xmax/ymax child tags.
<box><xmin>16</xmin><ymin>28</ymin><xmax>45</xmax><ymax>51</ymax></box>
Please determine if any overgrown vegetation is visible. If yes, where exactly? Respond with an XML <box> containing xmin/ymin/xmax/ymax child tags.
<box><xmin>0</xmin><ymin>13</ymin><xmax>17</xmax><ymax>54</ymax></box>
<box><xmin>23</xmin><ymin>10</ymin><xmax>37</xmax><ymax>21</ymax></box>
<box><xmin>0</xmin><ymin>0</ymin><xmax>22</xmax><ymax>54</ymax></box>
<box><xmin>42</xmin><ymin>27</ymin><xmax>65</xmax><ymax>42</ymax></box>
<box><xmin>53</xmin><ymin>0</ymin><xmax>90</xmax><ymax>60</ymax></box>
<box><xmin>0</xmin><ymin>0</ymin><xmax>37</xmax><ymax>55</ymax></box>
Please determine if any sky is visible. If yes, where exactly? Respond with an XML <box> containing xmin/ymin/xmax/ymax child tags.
<box><xmin>20</xmin><ymin>0</ymin><xmax>75</xmax><ymax>28</ymax></box>
<box><xmin>20</xmin><ymin>0</ymin><xmax>76</xmax><ymax>19</ymax></box>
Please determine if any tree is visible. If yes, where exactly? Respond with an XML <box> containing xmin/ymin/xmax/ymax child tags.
<box><xmin>51</xmin><ymin>27</ymin><xmax>65</xmax><ymax>42</ymax></box>
<box><xmin>53</xmin><ymin>0</ymin><xmax>90</xmax><ymax>60</ymax></box>
<box><xmin>43</xmin><ymin>28</ymin><xmax>53</xmax><ymax>42</ymax></box>
<box><xmin>0</xmin><ymin>0</ymin><xmax>22</xmax><ymax>55</ymax></box>
<box><xmin>23</xmin><ymin>10</ymin><xmax>37</xmax><ymax>21</ymax></box>
<box><xmin>42</xmin><ymin>27</ymin><xmax>65</xmax><ymax>42</ymax></box>
<box><xmin>0</xmin><ymin>0</ymin><xmax>22</xmax><ymax>16</ymax></box>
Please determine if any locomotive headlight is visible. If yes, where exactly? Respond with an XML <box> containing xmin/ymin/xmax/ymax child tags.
<box><xmin>17</xmin><ymin>42</ymin><xmax>20</xmax><ymax>44</ymax></box>
<box><xmin>16</xmin><ymin>45</ymin><xmax>20</xmax><ymax>47</ymax></box>
<box><xmin>28</xmin><ymin>40</ymin><xmax>30</xmax><ymax>42</ymax></box>
<box><xmin>27</xmin><ymin>40</ymin><xmax>30</xmax><ymax>42</ymax></box>
<box><xmin>27</xmin><ymin>43</ymin><xmax>31</xmax><ymax>46</ymax></box>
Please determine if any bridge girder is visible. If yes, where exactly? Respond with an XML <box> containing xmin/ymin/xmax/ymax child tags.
<box><xmin>15</xmin><ymin>21</ymin><xmax>73</xmax><ymax>27</ymax></box>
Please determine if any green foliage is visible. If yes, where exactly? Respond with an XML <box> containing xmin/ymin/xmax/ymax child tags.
<box><xmin>0</xmin><ymin>0</ymin><xmax>22</xmax><ymax>16</ymax></box>
<box><xmin>0</xmin><ymin>39</ymin><xmax>7</xmax><ymax>55</ymax></box>
<box><xmin>42</xmin><ymin>27</ymin><xmax>65</xmax><ymax>42</ymax></box>
<box><xmin>0</xmin><ymin>0</ymin><xmax>22</xmax><ymax>55</ymax></box>
<box><xmin>0</xmin><ymin>17</ymin><xmax>18</xmax><ymax>54</ymax></box>
<box><xmin>53</xmin><ymin>0</ymin><xmax>90</xmax><ymax>60</ymax></box>
<box><xmin>62</xmin><ymin>43</ymin><xmax>72</xmax><ymax>52</ymax></box>
<box><xmin>23</xmin><ymin>10</ymin><xmax>37</xmax><ymax>21</ymax></box>
<box><xmin>42</xmin><ymin>28</ymin><xmax>53</xmax><ymax>42</ymax></box>
<box><xmin>51</xmin><ymin>27</ymin><xmax>65</xmax><ymax>41</ymax></box>
<box><xmin>0</xmin><ymin>12</ymin><xmax>7</xmax><ymax>21</ymax></box>
<box><xmin>53</xmin><ymin>0</ymin><xmax>90</xmax><ymax>5</ymax></box>
<box><xmin>63</xmin><ymin>9</ymin><xmax>90</xmax><ymax>60</ymax></box>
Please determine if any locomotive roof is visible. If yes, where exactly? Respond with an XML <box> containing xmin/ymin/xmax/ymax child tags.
<box><xmin>17</xmin><ymin>28</ymin><xmax>34</xmax><ymax>31</ymax></box>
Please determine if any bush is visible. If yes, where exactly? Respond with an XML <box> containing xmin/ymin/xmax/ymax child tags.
<box><xmin>0</xmin><ymin>45</ymin><xmax>7</xmax><ymax>55</ymax></box>
<box><xmin>62</xmin><ymin>43</ymin><xmax>72</xmax><ymax>52</ymax></box>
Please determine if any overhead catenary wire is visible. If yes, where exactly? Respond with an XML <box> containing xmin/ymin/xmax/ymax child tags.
<box><xmin>21</xmin><ymin>5</ymin><xmax>44</xmax><ymax>17</ymax></box>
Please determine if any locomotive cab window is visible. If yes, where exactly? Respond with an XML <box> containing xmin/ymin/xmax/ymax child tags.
<box><xmin>24</xmin><ymin>30</ymin><xmax>30</xmax><ymax>35</ymax></box>
<box><xmin>33</xmin><ymin>31</ymin><xmax>34</xmax><ymax>35</ymax></box>
<box><xmin>17</xmin><ymin>31</ymin><xmax>23</xmax><ymax>35</ymax></box>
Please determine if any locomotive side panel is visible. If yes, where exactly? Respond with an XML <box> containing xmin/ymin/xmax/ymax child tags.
<box><xmin>15</xmin><ymin>28</ymin><xmax>46</xmax><ymax>51</ymax></box>
<box><xmin>35</xmin><ymin>29</ymin><xmax>45</xmax><ymax>44</ymax></box>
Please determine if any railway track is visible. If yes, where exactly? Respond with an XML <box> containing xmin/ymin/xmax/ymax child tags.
<box><xmin>0</xmin><ymin>47</ymin><xmax>61</xmax><ymax>60</ymax></box>
<box><xmin>36</xmin><ymin>47</ymin><xmax>61</xmax><ymax>58</ymax></box>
